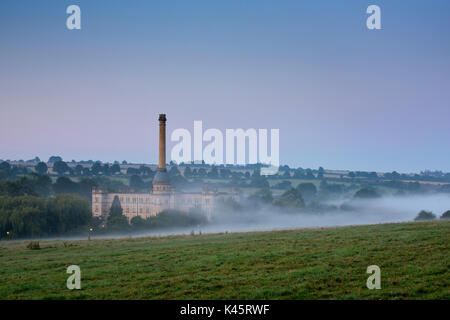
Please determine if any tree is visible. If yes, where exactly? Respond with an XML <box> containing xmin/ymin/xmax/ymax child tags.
<box><xmin>130</xmin><ymin>216</ymin><xmax>147</xmax><ymax>230</ymax></box>
<box><xmin>250</xmin><ymin>171</ymin><xmax>270</xmax><ymax>188</ymax></box>
<box><xmin>219</xmin><ymin>168</ymin><xmax>231</xmax><ymax>179</ymax></box>
<box><xmin>48</xmin><ymin>156</ymin><xmax>62</xmax><ymax>163</ymax></box>
<box><xmin>106</xmin><ymin>215</ymin><xmax>128</xmax><ymax>231</ymax></box>
<box><xmin>29</xmin><ymin>173</ymin><xmax>52</xmax><ymax>197</ymax></box>
<box><xmin>91</xmin><ymin>162</ymin><xmax>103</xmax><ymax>175</ymax></box>
<box><xmin>198</xmin><ymin>168</ymin><xmax>207</xmax><ymax>178</ymax></box>
<box><xmin>47</xmin><ymin>194</ymin><xmax>92</xmax><ymax>234</ymax></box>
<box><xmin>53</xmin><ymin>160</ymin><xmax>69</xmax><ymax>175</ymax></box>
<box><xmin>274</xmin><ymin>188</ymin><xmax>305</xmax><ymax>209</ymax></box>
<box><xmin>384</xmin><ymin>171</ymin><xmax>401</xmax><ymax>180</ymax></box>
<box><xmin>35</xmin><ymin>162</ymin><xmax>48</xmax><ymax>175</ymax></box>
<box><xmin>0</xmin><ymin>194</ymin><xmax>91</xmax><ymax>239</ymax></box>
<box><xmin>109</xmin><ymin>195</ymin><xmax>123</xmax><ymax>218</ymax></box>
<box><xmin>74</xmin><ymin>164</ymin><xmax>84</xmax><ymax>176</ymax></box>
<box><xmin>130</xmin><ymin>175</ymin><xmax>144</xmax><ymax>190</ymax></box>
<box><xmin>1</xmin><ymin>176</ymin><xmax>38</xmax><ymax>197</ymax></box>
<box><xmin>248</xmin><ymin>187</ymin><xmax>273</xmax><ymax>204</ymax></box>
<box><xmin>208</xmin><ymin>166</ymin><xmax>219</xmax><ymax>179</ymax></box>
<box><xmin>440</xmin><ymin>210</ymin><xmax>450</xmax><ymax>220</ymax></box>
<box><xmin>317</xmin><ymin>167</ymin><xmax>325</xmax><ymax>179</ymax></box>
<box><xmin>273</xmin><ymin>180</ymin><xmax>292</xmax><ymax>190</ymax></box>
<box><xmin>0</xmin><ymin>161</ymin><xmax>11</xmax><ymax>173</ymax></box>
<box><xmin>77</xmin><ymin>178</ymin><xmax>98</xmax><ymax>200</ymax></box>
<box><xmin>127</xmin><ymin>167</ymin><xmax>140</xmax><ymax>175</ymax></box>
<box><xmin>320</xmin><ymin>181</ymin><xmax>344</xmax><ymax>197</ymax></box>
<box><xmin>146</xmin><ymin>209</ymin><xmax>206</xmax><ymax>229</ymax></box>
<box><xmin>53</xmin><ymin>177</ymin><xmax>79</xmax><ymax>194</ymax></box>
<box><xmin>107</xmin><ymin>196</ymin><xmax>129</xmax><ymax>231</ymax></box>
<box><xmin>170</xmin><ymin>175</ymin><xmax>188</xmax><ymax>190</ymax></box>
<box><xmin>305</xmin><ymin>169</ymin><xmax>315</xmax><ymax>179</ymax></box>
<box><xmin>282</xmin><ymin>171</ymin><xmax>291</xmax><ymax>179</ymax></box>
<box><xmin>82</xmin><ymin>167</ymin><xmax>92</xmax><ymax>176</ymax></box>
<box><xmin>414</xmin><ymin>210</ymin><xmax>436</xmax><ymax>221</ymax></box>
<box><xmin>368</xmin><ymin>172</ymin><xmax>378</xmax><ymax>179</ymax></box>
<box><xmin>169</xmin><ymin>166</ymin><xmax>181</xmax><ymax>177</ymax></box>
<box><xmin>29</xmin><ymin>156</ymin><xmax>40</xmax><ymax>163</ymax></box>
<box><xmin>139</xmin><ymin>165</ymin><xmax>153</xmax><ymax>177</ymax></box>
<box><xmin>354</xmin><ymin>187</ymin><xmax>380</xmax><ymax>199</ymax></box>
<box><xmin>293</xmin><ymin>168</ymin><xmax>305</xmax><ymax>179</ymax></box>
<box><xmin>296</xmin><ymin>183</ymin><xmax>317</xmax><ymax>202</ymax></box>
<box><xmin>110</xmin><ymin>163</ymin><xmax>121</xmax><ymax>175</ymax></box>
<box><xmin>184</xmin><ymin>167</ymin><xmax>192</xmax><ymax>178</ymax></box>
<box><xmin>102</xmin><ymin>164</ymin><xmax>110</xmax><ymax>176</ymax></box>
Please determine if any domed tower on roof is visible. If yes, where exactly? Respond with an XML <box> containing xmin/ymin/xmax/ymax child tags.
<box><xmin>153</xmin><ymin>114</ymin><xmax>171</xmax><ymax>194</ymax></box>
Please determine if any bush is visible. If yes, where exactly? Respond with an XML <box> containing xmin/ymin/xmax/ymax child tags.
<box><xmin>63</xmin><ymin>241</ymin><xmax>75</xmax><ymax>248</ymax></box>
<box><xmin>26</xmin><ymin>241</ymin><xmax>40</xmax><ymax>250</ymax></box>
<box><xmin>147</xmin><ymin>209</ymin><xmax>207</xmax><ymax>229</ymax></box>
<box><xmin>414</xmin><ymin>210</ymin><xmax>436</xmax><ymax>221</ymax></box>
<box><xmin>107</xmin><ymin>215</ymin><xmax>130</xmax><ymax>232</ymax></box>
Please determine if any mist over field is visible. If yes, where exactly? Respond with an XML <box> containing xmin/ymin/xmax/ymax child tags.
<box><xmin>81</xmin><ymin>193</ymin><xmax>450</xmax><ymax>240</ymax></box>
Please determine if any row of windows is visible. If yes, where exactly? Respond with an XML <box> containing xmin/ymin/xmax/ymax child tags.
<box><xmin>124</xmin><ymin>207</ymin><xmax>152</xmax><ymax>214</ymax></box>
<box><xmin>95</xmin><ymin>196</ymin><xmax>213</xmax><ymax>206</ymax></box>
<box><xmin>177</xmin><ymin>199</ymin><xmax>209</xmax><ymax>205</ymax></box>
<box><xmin>95</xmin><ymin>199</ymin><xmax>211</xmax><ymax>211</ymax></box>
<box><xmin>95</xmin><ymin>206</ymin><xmax>157</xmax><ymax>215</ymax></box>
<box><xmin>95</xmin><ymin>202</ymin><xmax>211</xmax><ymax>215</ymax></box>
<box><xmin>115</xmin><ymin>197</ymin><xmax>210</xmax><ymax>205</ymax></box>
<box><xmin>119</xmin><ymin>197</ymin><xmax>170</xmax><ymax>205</ymax></box>
<box><xmin>95</xmin><ymin>197</ymin><xmax>170</xmax><ymax>204</ymax></box>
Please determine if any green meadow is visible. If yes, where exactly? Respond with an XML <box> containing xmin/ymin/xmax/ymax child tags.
<box><xmin>0</xmin><ymin>221</ymin><xmax>448</xmax><ymax>300</ymax></box>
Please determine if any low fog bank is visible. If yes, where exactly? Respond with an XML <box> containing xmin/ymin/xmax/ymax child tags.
<box><xmin>64</xmin><ymin>193</ymin><xmax>450</xmax><ymax>241</ymax></box>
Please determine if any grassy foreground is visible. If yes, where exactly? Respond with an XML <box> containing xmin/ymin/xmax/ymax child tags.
<box><xmin>0</xmin><ymin>221</ymin><xmax>448</xmax><ymax>300</ymax></box>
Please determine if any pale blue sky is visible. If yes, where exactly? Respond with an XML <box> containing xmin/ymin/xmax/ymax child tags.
<box><xmin>1</xmin><ymin>0</ymin><xmax>449</xmax><ymax>172</ymax></box>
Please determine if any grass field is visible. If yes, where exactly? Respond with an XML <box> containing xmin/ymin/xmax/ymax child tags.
<box><xmin>0</xmin><ymin>221</ymin><xmax>448</xmax><ymax>300</ymax></box>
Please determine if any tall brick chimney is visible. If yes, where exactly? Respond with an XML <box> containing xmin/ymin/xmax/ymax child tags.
<box><xmin>158</xmin><ymin>114</ymin><xmax>167</xmax><ymax>170</ymax></box>
<box><xmin>153</xmin><ymin>114</ymin><xmax>170</xmax><ymax>192</ymax></box>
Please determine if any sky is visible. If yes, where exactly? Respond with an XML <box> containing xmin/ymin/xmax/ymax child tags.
<box><xmin>1</xmin><ymin>0</ymin><xmax>449</xmax><ymax>173</ymax></box>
